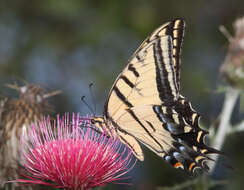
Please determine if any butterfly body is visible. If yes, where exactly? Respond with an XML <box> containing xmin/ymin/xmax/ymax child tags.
<box><xmin>91</xmin><ymin>18</ymin><xmax>220</xmax><ymax>174</ymax></box>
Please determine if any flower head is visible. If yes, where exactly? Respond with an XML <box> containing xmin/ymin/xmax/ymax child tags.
<box><xmin>15</xmin><ymin>113</ymin><xmax>134</xmax><ymax>190</ymax></box>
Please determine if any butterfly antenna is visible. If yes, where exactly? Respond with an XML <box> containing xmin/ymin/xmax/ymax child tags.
<box><xmin>89</xmin><ymin>83</ymin><xmax>97</xmax><ymax>115</ymax></box>
<box><xmin>81</xmin><ymin>96</ymin><xmax>95</xmax><ymax>116</ymax></box>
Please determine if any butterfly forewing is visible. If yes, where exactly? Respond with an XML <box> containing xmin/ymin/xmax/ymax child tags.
<box><xmin>106</xmin><ymin>35</ymin><xmax>178</xmax><ymax>120</ymax></box>
<box><xmin>130</xmin><ymin>18</ymin><xmax>185</xmax><ymax>90</ymax></box>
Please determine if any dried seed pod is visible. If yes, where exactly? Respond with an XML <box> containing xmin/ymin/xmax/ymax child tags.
<box><xmin>0</xmin><ymin>83</ymin><xmax>60</xmax><ymax>189</ymax></box>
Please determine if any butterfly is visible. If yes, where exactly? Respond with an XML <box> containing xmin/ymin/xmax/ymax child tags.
<box><xmin>91</xmin><ymin>18</ymin><xmax>221</xmax><ymax>174</ymax></box>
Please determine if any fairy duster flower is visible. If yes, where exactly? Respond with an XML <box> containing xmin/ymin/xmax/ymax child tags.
<box><xmin>15</xmin><ymin>113</ymin><xmax>135</xmax><ymax>190</ymax></box>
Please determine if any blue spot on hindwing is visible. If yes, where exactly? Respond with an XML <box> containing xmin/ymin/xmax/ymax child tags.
<box><xmin>179</xmin><ymin>146</ymin><xmax>185</xmax><ymax>152</ymax></box>
<box><xmin>167</xmin><ymin>122</ymin><xmax>176</xmax><ymax>133</ymax></box>
<box><xmin>165</xmin><ymin>155</ymin><xmax>171</xmax><ymax>162</ymax></box>
<box><xmin>173</xmin><ymin>152</ymin><xmax>180</xmax><ymax>159</ymax></box>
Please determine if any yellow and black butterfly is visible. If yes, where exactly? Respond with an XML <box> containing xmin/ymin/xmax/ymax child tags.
<box><xmin>91</xmin><ymin>18</ymin><xmax>221</xmax><ymax>174</ymax></box>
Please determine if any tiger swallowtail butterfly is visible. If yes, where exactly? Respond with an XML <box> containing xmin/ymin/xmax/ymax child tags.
<box><xmin>91</xmin><ymin>18</ymin><xmax>221</xmax><ymax>174</ymax></box>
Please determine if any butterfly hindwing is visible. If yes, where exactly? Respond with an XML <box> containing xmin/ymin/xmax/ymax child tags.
<box><xmin>115</xmin><ymin>105</ymin><xmax>213</xmax><ymax>173</ymax></box>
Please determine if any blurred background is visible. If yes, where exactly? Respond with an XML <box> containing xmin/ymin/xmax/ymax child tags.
<box><xmin>1</xmin><ymin>0</ymin><xmax>244</xmax><ymax>189</ymax></box>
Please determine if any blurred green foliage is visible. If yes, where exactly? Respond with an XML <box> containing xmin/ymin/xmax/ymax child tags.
<box><xmin>1</xmin><ymin>0</ymin><xmax>244</xmax><ymax>189</ymax></box>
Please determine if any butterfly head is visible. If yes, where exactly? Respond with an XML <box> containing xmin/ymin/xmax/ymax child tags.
<box><xmin>91</xmin><ymin>116</ymin><xmax>117</xmax><ymax>138</ymax></box>
<box><xmin>91</xmin><ymin>116</ymin><xmax>106</xmax><ymax>129</ymax></box>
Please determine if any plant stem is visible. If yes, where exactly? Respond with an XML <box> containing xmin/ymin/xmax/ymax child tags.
<box><xmin>230</xmin><ymin>120</ymin><xmax>244</xmax><ymax>133</ymax></box>
<box><xmin>209</xmin><ymin>87</ymin><xmax>240</xmax><ymax>173</ymax></box>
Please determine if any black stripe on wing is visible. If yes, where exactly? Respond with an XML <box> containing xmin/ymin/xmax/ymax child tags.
<box><xmin>128</xmin><ymin>64</ymin><xmax>140</xmax><ymax>77</ymax></box>
<box><xmin>113</xmin><ymin>86</ymin><xmax>133</xmax><ymax>108</ymax></box>
<box><xmin>153</xmin><ymin>38</ymin><xmax>178</xmax><ymax>104</ymax></box>
<box><xmin>163</xmin><ymin>18</ymin><xmax>185</xmax><ymax>90</ymax></box>
<box><xmin>131</xmin><ymin>18</ymin><xmax>185</xmax><ymax>90</ymax></box>
<box><xmin>120</xmin><ymin>75</ymin><xmax>135</xmax><ymax>88</ymax></box>
<box><xmin>126</xmin><ymin>109</ymin><xmax>164</xmax><ymax>150</ymax></box>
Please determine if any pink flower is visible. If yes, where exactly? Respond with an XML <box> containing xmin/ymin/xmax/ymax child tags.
<box><xmin>15</xmin><ymin>113</ymin><xmax>135</xmax><ymax>190</ymax></box>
